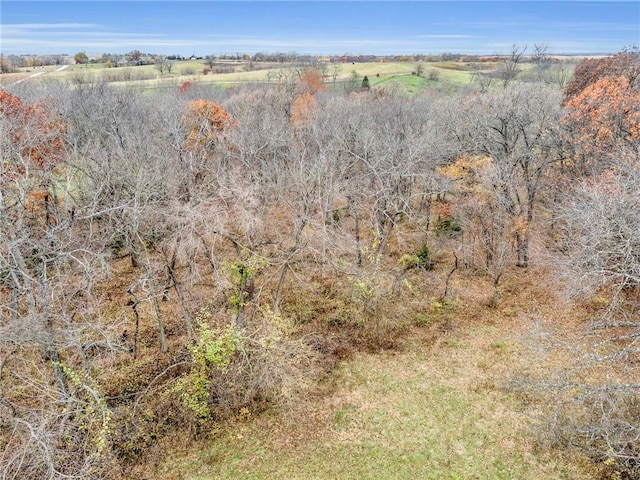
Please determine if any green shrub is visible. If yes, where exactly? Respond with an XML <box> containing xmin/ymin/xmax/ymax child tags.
<box><xmin>434</xmin><ymin>216</ymin><xmax>462</xmax><ymax>234</ymax></box>
<box><xmin>399</xmin><ymin>245</ymin><xmax>433</xmax><ymax>271</ymax></box>
<box><xmin>416</xmin><ymin>244</ymin><xmax>433</xmax><ymax>269</ymax></box>
<box><xmin>0</xmin><ymin>267</ymin><xmax>9</xmax><ymax>285</ymax></box>
<box><xmin>173</xmin><ymin>315</ymin><xmax>241</xmax><ymax>420</ymax></box>
<box><xmin>172</xmin><ymin>305</ymin><xmax>316</xmax><ymax>429</ymax></box>
<box><xmin>414</xmin><ymin>313</ymin><xmax>433</xmax><ymax>327</ymax></box>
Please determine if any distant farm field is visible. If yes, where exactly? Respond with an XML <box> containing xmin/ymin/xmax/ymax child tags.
<box><xmin>2</xmin><ymin>60</ymin><xmax>480</xmax><ymax>94</ymax></box>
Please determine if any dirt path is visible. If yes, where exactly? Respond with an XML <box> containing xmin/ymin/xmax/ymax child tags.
<box><xmin>8</xmin><ymin>64</ymin><xmax>69</xmax><ymax>86</ymax></box>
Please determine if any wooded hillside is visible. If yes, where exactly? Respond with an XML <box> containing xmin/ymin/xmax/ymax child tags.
<box><xmin>1</xmin><ymin>47</ymin><xmax>639</xmax><ymax>479</ymax></box>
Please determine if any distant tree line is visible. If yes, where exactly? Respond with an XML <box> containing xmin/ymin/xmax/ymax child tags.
<box><xmin>1</xmin><ymin>46</ymin><xmax>585</xmax><ymax>75</ymax></box>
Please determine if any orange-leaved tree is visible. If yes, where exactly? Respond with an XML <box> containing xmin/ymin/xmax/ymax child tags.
<box><xmin>0</xmin><ymin>90</ymin><xmax>65</xmax><ymax>220</ymax></box>
<box><xmin>563</xmin><ymin>75</ymin><xmax>640</xmax><ymax>160</ymax></box>
<box><xmin>563</xmin><ymin>47</ymin><xmax>639</xmax><ymax>105</ymax></box>
<box><xmin>297</xmin><ymin>68</ymin><xmax>326</xmax><ymax>95</ymax></box>
<box><xmin>182</xmin><ymin>99</ymin><xmax>237</xmax><ymax>152</ymax></box>
<box><xmin>291</xmin><ymin>91</ymin><xmax>318</xmax><ymax>126</ymax></box>
<box><xmin>291</xmin><ymin>68</ymin><xmax>326</xmax><ymax>126</ymax></box>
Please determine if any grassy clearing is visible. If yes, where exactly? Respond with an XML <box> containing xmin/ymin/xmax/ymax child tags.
<box><xmin>152</xmin><ymin>302</ymin><xmax>594</xmax><ymax>480</ymax></box>
<box><xmin>370</xmin><ymin>70</ymin><xmax>471</xmax><ymax>95</ymax></box>
<box><xmin>432</xmin><ymin>67</ymin><xmax>474</xmax><ymax>86</ymax></box>
<box><xmin>342</xmin><ymin>62</ymin><xmax>415</xmax><ymax>78</ymax></box>
<box><xmin>371</xmin><ymin>74</ymin><xmax>432</xmax><ymax>95</ymax></box>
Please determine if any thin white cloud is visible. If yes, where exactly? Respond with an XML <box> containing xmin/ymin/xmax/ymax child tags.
<box><xmin>468</xmin><ymin>20</ymin><xmax>639</xmax><ymax>31</ymax></box>
<box><xmin>415</xmin><ymin>35</ymin><xmax>480</xmax><ymax>39</ymax></box>
<box><xmin>3</xmin><ymin>32</ymin><xmax>427</xmax><ymax>52</ymax></box>
<box><xmin>482</xmin><ymin>40</ymin><xmax>622</xmax><ymax>54</ymax></box>
<box><xmin>5</xmin><ymin>23</ymin><xmax>99</xmax><ymax>29</ymax></box>
<box><xmin>1</xmin><ymin>37</ymin><xmax>212</xmax><ymax>48</ymax></box>
<box><xmin>1</xmin><ymin>23</ymin><xmax>99</xmax><ymax>34</ymax></box>
<box><xmin>1</xmin><ymin>22</ymin><xmax>632</xmax><ymax>56</ymax></box>
<box><xmin>43</xmin><ymin>32</ymin><xmax>166</xmax><ymax>38</ymax></box>
<box><xmin>0</xmin><ymin>31</ymin><xmax>614</xmax><ymax>56</ymax></box>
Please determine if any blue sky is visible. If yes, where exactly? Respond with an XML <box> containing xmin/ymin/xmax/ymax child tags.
<box><xmin>1</xmin><ymin>1</ymin><xmax>638</xmax><ymax>56</ymax></box>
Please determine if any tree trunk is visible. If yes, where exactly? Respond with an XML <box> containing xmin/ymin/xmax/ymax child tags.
<box><xmin>163</xmin><ymin>245</ymin><xmax>193</xmax><ymax>338</ymax></box>
<box><xmin>515</xmin><ymin>230</ymin><xmax>529</xmax><ymax>268</ymax></box>
<box><xmin>348</xmin><ymin>197</ymin><xmax>362</xmax><ymax>267</ymax></box>
<box><xmin>151</xmin><ymin>293</ymin><xmax>168</xmax><ymax>353</ymax></box>
<box><xmin>273</xmin><ymin>262</ymin><xmax>289</xmax><ymax>315</ymax></box>
<box><xmin>39</xmin><ymin>258</ymin><xmax>71</xmax><ymax>401</ymax></box>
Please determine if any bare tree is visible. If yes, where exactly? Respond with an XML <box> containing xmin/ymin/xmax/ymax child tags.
<box><xmin>532</xmin><ymin>43</ymin><xmax>551</xmax><ymax>82</ymax></box>
<box><xmin>204</xmin><ymin>54</ymin><xmax>217</xmax><ymax>69</ymax></box>
<box><xmin>560</xmin><ymin>154</ymin><xmax>640</xmax><ymax>318</ymax></box>
<box><xmin>436</xmin><ymin>83</ymin><xmax>563</xmax><ymax>267</ymax></box>
<box><xmin>541</xmin><ymin>155</ymin><xmax>640</xmax><ymax>474</ymax></box>
<box><xmin>60</xmin><ymin>83</ymin><xmax>179</xmax><ymax>351</ymax></box>
<box><xmin>442</xmin><ymin>155</ymin><xmax>515</xmax><ymax>304</ymax></box>
<box><xmin>327</xmin><ymin>93</ymin><xmax>440</xmax><ymax>261</ymax></box>
<box><xmin>497</xmin><ymin>43</ymin><xmax>527</xmax><ymax>87</ymax></box>
<box><xmin>471</xmin><ymin>70</ymin><xmax>495</xmax><ymax>92</ymax></box>
<box><xmin>328</xmin><ymin>61</ymin><xmax>341</xmax><ymax>86</ymax></box>
<box><xmin>547</xmin><ymin>59</ymin><xmax>573</xmax><ymax>89</ymax></box>
<box><xmin>0</xmin><ymin>86</ymin><xmax>125</xmax><ymax>480</ymax></box>
<box><xmin>155</xmin><ymin>56</ymin><xmax>173</xmax><ymax>76</ymax></box>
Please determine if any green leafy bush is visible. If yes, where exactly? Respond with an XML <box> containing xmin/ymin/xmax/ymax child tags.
<box><xmin>434</xmin><ymin>216</ymin><xmax>462</xmax><ymax>234</ymax></box>
<box><xmin>400</xmin><ymin>244</ymin><xmax>433</xmax><ymax>270</ymax></box>
<box><xmin>172</xmin><ymin>305</ymin><xmax>316</xmax><ymax>427</ymax></box>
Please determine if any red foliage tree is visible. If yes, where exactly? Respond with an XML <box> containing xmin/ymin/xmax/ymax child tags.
<box><xmin>179</xmin><ymin>81</ymin><xmax>192</xmax><ymax>94</ymax></box>
<box><xmin>0</xmin><ymin>90</ymin><xmax>64</xmax><ymax>170</ymax></box>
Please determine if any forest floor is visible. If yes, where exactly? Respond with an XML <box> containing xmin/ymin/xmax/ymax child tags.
<box><xmin>144</xmin><ymin>268</ymin><xmax>600</xmax><ymax>480</ymax></box>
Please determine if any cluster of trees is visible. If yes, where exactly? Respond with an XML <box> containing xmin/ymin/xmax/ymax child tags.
<box><xmin>0</xmin><ymin>46</ymin><xmax>638</xmax><ymax>478</ymax></box>
<box><xmin>0</xmin><ymin>51</ymin><xmax>170</xmax><ymax>72</ymax></box>
<box><xmin>470</xmin><ymin>43</ymin><xmax>574</xmax><ymax>92</ymax></box>
<box><xmin>1</xmin><ymin>54</ymin><xmax>70</xmax><ymax>73</ymax></box>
